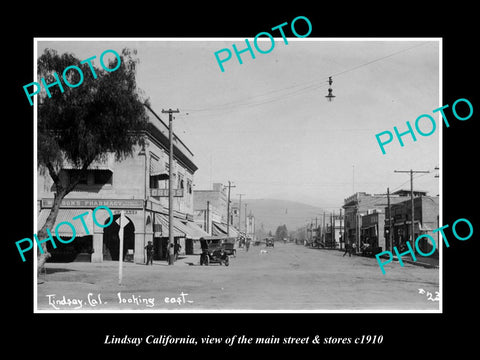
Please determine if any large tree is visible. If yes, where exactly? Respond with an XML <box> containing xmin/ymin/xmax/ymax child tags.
<box><xmin>37</xmin><ymin>48</ymin><xmax>149</xmax><ymax>270</ymax></box>
<box><xmin>275</xmin><ymin>224</ymin><xmax>288</xmax><ymax>242</ymax></box>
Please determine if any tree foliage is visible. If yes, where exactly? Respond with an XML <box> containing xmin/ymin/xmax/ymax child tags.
<box><xmin>38</xmin><ymin>48</ymin><xmax>149</xmax><ymax>182</ymax></box>
<box><xmin>36</xmin><ymin>47</ymin><xmax>149</xmax><ymax>269</ymax></box>
<box><xmin>275</xmin><ymin>224</ymin><xmax>288</xmax><ymax>241</ymax></box>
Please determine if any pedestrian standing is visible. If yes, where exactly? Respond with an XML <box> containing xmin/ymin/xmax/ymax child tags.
<box><xmin>245</xmin><ymin>238</ymin><xmax>251</xmax><ymax>252</ymax></box>
<box><xmin>174</xmin><ymin>242</ymin><xmax>181</xmax><ymax>260</ymax></box>
<box><xmin>144</xmin><ymin>241</ymin><xmax>154</xmax><ymax>265</ymax></box>
<box><xmin>168</xmin><ymin>243</ymin><xmax>175</xmax><ymax>265</ymax></box>
<box><xmin>351</xmin><ymin>242</ymin><xmax>356</xmax><ymax>256</ymax></box>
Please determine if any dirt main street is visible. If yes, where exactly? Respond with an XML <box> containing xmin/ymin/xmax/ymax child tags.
<box><xmin>36</xmin><ymin>242</ymin><xmax>440</xmax><ymax>312</ymax></box>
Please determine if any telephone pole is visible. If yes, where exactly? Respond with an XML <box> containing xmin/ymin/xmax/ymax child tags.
<box><xmin>339</xmin><ymin>208</ymin><xmax>343</xmax><ymax>249</ymax></box>
<box><xmin>162</xmin><ymin>108</ymin><xmax>180</xmax><ymax>265</ymax></box>
<box><xmin>206</xmin><ymin>200</ymin><xmax>210</xmax><ymax>234</ymax></box>
<box><xmin>244</xmin><ymin>203</ymin><xmax>248</xmax><ymax>236</ymax></box>
<box><xmin>226</xmin><ymin>181</ymin><xmax>236</xmax><ymax>237</ymax></box>
<box><xmin>323</xmin><ymin>211</ymin><xmax>326</xmax><ymax>243</ymax></box>
<box><xmin>387</xmin><ymin>187</ymin><xmax>392</xmax><ymax>251</ymax></box>
<box><xmin>394</xmin><ymin>169</ymin><xmax>430</xmax><ymax>250</ymax></box>
<box><xmin>332</xmin><ymin>210</ymin><xmax>335</xmax><ymax>247</ymax></box>
<box><xmin>238</xmin><ymin>193</ymin><xmax>245</xmax><ymax>233</ymax></box>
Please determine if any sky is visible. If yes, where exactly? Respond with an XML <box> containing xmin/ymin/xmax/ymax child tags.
<box><xmin>36</xmin><ymin>38</ymin><xmax>440</xmax><ymax>209</ymax></box>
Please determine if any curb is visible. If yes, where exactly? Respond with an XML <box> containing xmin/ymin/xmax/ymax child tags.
<box><xmin>392</xmin><ymin>256</ymin><xmax>439</xmax><ymax>269</ymax></box>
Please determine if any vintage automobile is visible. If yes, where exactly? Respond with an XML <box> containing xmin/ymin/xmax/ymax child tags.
<box><xmin>361</xmin><ymin>244</ymin><xmax>383</xmax><ymax>257</ymax></box>
<box><xmin>222</xmin><ymin>238</ymin><xmax>237</xmax><ymax>257</ymax></box>
<box><xmin>199</xmin><ymin>237</ymin><xmax>230</xmax><ymax>266</ymax></box>
<box><xmin>265</xmin><ymin>237</ymin><xmax>275</xmax><ymax>247</ymax></box>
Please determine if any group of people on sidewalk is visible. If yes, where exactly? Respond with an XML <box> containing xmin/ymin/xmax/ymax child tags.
<box><xmin>342</xmin><ymin>241</ymin><xmax>371</xmax><ymax>257</ymax></box>
<box><xmin>143</xmin><ymin>241</ymin><xmax>181</xmax><ymax>265</ymax></box>
<box><xmin>343</xmin><ymin>242</ymin><xmax>356</xmax><ymax>257</ymax></box>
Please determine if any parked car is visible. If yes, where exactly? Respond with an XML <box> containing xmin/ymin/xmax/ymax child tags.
<box><xmin>265</xmin><ymin>237</ymin><xmax>274</xmax><ymax>247</ymax></box>
<box><xmin>222</xmin><ymin>239</ymin><xmax>237</xmax><ymax>257</ymax></box>
<box><xmin>361</xmin><ymin>244</ymin><xmax>382</xmax><ymax>257</ymax></box>
<box><xmin>199</xmin><ymin>237</ymin><xmax>231</xmax><ymax>266</ymax></box>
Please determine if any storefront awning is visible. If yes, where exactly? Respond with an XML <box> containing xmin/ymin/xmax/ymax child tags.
<box><xmin>212</xmin><ymin>221</ymin><xmax>239</xmax><ymax>237</ymax></box>
<box><xmin>154</xmin><ymin>214</ymin><xmax>185</xmax><ymax>238</ymax></box>
<box><xmin>37</xmin><ymin>209</ymin><xmax>94</xmax><ymax>237</ymax></box>
<box><xmin>61</xmin><ymin>163</ymin><xmax>112</xmax><ymax>172</ymax></box>
<box><xmin>212</xmin><ymin>221</ymin><xmax>228</xmax><ymax>236</ymax></box>
<box><xmin>180</xmin><ymin>221</ymin><xmax>210</xmax><ymax>240</ymax></box>
<box><xmin>228</xmin><ymin>226</ymin><xmax>240</xmax><ymax>237</ymax></box>
<box><xmin>154</xmin><ymin>214</ymin><xmax>210</xmax><ymax>239</ymax></box>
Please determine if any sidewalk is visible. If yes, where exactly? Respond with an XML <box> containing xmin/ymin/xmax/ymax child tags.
<box><xmin>393</xmin><ymin>254</ymin><xmax>439</xmax><ymax>269</ymax></box>
<box><xmin>375</xmin><ymin>252</ymin><xmax>439</xmax><ymax>268</ymax></box>
<box><xmin>337</xmin><ymin>249</ymin><xmax>439</xmax><ymax>269</ymax></box>
<box><xmin>142</xmin><ymin>254</ymin><xmax>201</xmax><ymax>267</ymax></box>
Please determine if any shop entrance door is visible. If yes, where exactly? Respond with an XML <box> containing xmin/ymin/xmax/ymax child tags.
<box><xmin>102</xmin><ymin>214</ymin><xmax>135</xmax><ymax>261</ymax></box>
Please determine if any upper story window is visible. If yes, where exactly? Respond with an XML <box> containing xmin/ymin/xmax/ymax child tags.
<box><xmin>149</xmin><ymin>153</ymin><xmax>169</xmax><ymax>189</ymax></box>
<box><xmin>93</xmin><ymin>170</ymin><xmax>113</xmax><ymax>185</ymax></box>
<box><xmin>178</xmin><ymin>173</ymin><xmax>184</xmax><ymax>189</ymax></box>
<box><xmin>60</xmin><ymin>169</ymin><xmax>113</xmax><ymax>188</ymax></box>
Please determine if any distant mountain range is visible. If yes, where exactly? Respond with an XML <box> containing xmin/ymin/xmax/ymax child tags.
<box><xmin>232</xmin><ymin>198</ymin><xmax>325</xmax><ymax>233</ymax></box>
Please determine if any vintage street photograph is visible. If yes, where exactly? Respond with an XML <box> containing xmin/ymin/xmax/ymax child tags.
<box><xmin>33</xmin><ymin>38</ymin><xmax>441</xmax><ymax>312</ymax></box>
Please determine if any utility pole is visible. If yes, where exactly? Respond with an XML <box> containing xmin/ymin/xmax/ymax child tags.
<box><xmin>352</xmin><ymin>165</ymin><xmax>355</xmax><ymax>193</ymax></box>
<box><xmin>204</xmin><ymin>204</ymin><xmax>207</xmax><ymax>232</ymax></box>
<box><xmin>226</xmin><ymin>181</ymin><xmax>236</xmax><ymax>237</ymax></box>
<box><xmin>339</xmin><ymin>208</ymin><xmax>343</xmax><ymax>249</ymax></box>
<box><xmin>323</xmin><ymin>212</ymin><xmax>326</xmax><ymax>243</ymax></box>
<box><xmin>238</xmin><ymin>193</ymin><xmax>245</xmax><ymax>234</ymax></box>
<box><xmin>386</xmin><ymin>187</ymin><xmax>391</xmax><ymax>251</ymax></box>
<box><xmin>244</xmin><ymin>203</ymin><xmax>248</xmax><ymax>237</ymax></box>
<box><xmin>162</xmin><ymin>108</ymin><xmax>180</xmax><ymax>265</ymax></box>
<box><xmin>206</xmin><ymin>200</ymin><xmax>210</xmax><ymax>234</ymax></box>
<box><xmin>356</xmin><ymin>212</ymin><xmax>359</xmax><ymax>250</ymax></box>
<box><xmin>394</xmin><ymin>169</ymin><xmax>430</xmax><ymax>251</ymax></box>
<box><xmin>332</xmin><ymin>210</ymin><xmax>335</xmax><ymax>247</ymax></box>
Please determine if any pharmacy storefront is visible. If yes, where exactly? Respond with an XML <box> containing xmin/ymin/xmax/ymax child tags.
<box><xmin>38</xmin><ymin>198</ymin><xmax>146</xmax><ymax>263</ymax></box>
<box><xmin>38</xmin><ymin>197</ymin><xmax>208</xmax><ymax>263</ymax></box>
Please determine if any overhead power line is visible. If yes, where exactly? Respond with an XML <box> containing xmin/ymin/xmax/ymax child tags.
<box><xmin>184</xmin><ymin>42</ymin><xmax>430</xmax><ymax>115</ymax></box>
<box><xmin>330</xmin><ymin>42</ymin><xmax>428</xmax><ymax>78</ymax></box>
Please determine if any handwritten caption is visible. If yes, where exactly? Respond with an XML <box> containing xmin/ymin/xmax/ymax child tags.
<box><xmin>45</xmin><ymin>291</ymin><xmax>193</xmax><ymax>310</ymax></box>
<box><xmin>418</xmin><ymin>288</ymin><xmax>440</xmax><ymax>302</ymax></box>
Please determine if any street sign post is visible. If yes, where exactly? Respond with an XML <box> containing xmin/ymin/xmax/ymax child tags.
<box><xmin>116</xmin><ymin>210</ymin><xmax>127</xmax><ymax>285</ymax></box>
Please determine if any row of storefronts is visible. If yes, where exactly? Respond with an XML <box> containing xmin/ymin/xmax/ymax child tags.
<box><xmin>341</xmin><ymin>191</ymin><xmax>439</xmax><ymax>257</ymax></box>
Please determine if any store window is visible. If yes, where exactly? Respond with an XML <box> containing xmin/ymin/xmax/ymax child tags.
<box><xmin>94</xmin><ymin>170</ymin><xmax>113</xmax><ymax>185</ymax></box>
<box><xmin>60</xmin><ymin>169</ymin><xmax>113</xmax><ymax>187</ymax></box>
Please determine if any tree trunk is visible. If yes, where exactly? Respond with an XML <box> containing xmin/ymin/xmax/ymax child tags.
<box><xmin>37</xmin><ymin>158</ymin><xmax>94</xmax><ymax>271</ymax></box>
<box><xmin>37</xmin><ymin>187</ymin><xmax>67</xmax><ymax>272</ymax></box>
